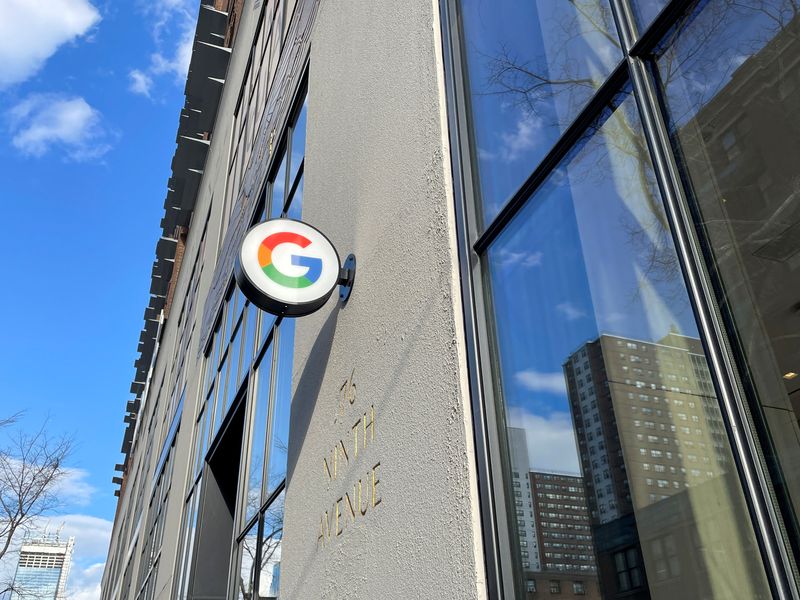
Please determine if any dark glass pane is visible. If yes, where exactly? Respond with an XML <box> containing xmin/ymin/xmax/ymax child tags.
<box><xmin>270</xmin><ymin>153</ymin><xmax>287</xmax><ymax>219</ymax></box>
<box><xmin>235</xmin><ymin>523</ymin><xmax>258</xmax><ymax>599</ymax></box>
<box><xmin>487</xmin><ymin>91</ymin><xmax>770</xmax><ymax>598</ymax></box>
<box><xmin>258</xmin><ymin>492</ymin><xmax>284</xmax><ymax>598</ymax></box>
<box><xmin>265</xmin><ymin>319</ymin><xmax>294</xmax><ymax>498</ymax></box>
<box><xmin>460</xmin><ymin>0</ymin><xmax>622</xmax><ymax>223</ymax></box>
<box><xmin>655</xmin><ymin>0</ymin><xmax>800</xmax><ymax>565</ymax></box>
<box><xmin>246</xmin><ymin>344</ymin><xmax>274</xmax><ymax>524</ymax></box>
<box><xmin>288</xmin><ymin>96</ymin><xmax>307</xmax><ymax>187</ymax></box>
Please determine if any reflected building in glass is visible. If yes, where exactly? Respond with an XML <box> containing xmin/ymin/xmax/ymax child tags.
<box><xmin>565</xmin><ymin>333</ymin><xmax>766</xmax><ymax>598</ymax></box>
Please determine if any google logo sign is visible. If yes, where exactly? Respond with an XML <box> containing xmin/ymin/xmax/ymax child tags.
<box><xmin>236</xmin><ymin>219</ymin><xmax>342</xmax><ymax>317</ymax></box>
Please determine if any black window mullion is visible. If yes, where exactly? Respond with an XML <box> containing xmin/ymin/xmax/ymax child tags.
<box><xmin>473</xmin><ymin>60</ymin><xmax>630</xmax><ymax>256</ymax></box>
<box><xmin>613</xmin><ymin>0</ymin><xmax>800</xmax><ymax>590</ymax></box>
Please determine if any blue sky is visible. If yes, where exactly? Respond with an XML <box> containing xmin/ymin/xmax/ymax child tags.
<box><xmin>0</xmin><ymin>0</ymin><xmax>198</xmax><ymax>597</ymax></box>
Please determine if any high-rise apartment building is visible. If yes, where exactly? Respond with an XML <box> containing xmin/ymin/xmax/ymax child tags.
<box><xmin>101</xmin><ymin>0</ymin><xmax>800</xmax><ymax>598</ymax></box>
<box><xmin>10</xmin><ymin>533</ymin><xmax>74</xmax><ymax>600</ymax></box>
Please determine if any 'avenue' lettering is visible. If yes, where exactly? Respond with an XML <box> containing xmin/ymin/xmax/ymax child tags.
<box><xmin>317</xmin><ymin>463</ymin><xmax>381</xmax><ymax>548</ymax></box>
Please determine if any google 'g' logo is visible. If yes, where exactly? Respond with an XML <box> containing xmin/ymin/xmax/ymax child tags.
<box><xmin>258</xmin><ymin>232</ymin><xmax>322</xmax><ymax>288</ymax></box>
<box><xmin>236</xmin><ymin>219</ymin><xmax>341</xmax><ymax>317</ymax></box>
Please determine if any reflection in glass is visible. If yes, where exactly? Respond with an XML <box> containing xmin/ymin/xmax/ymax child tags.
<box><xmin>656</xmin><ymin>0</ymin><xmax>800</xmax><ymax>564</ymax></box>
<box><xmin>270</xmin><ymin>154</ymin><xmax>287</xmax><ymax>219</ymax></box>
<box><xmin>630</xmin><ymin>0</ymin><xmax>667</xmax><ymax>33</ymax></box>
<box><xmin>266</xmin><ymin>320</ymin><xmax>294</xmax><ymax>498</ymax></box>
<box><xmin>487</xmin><ymin>90</ymin><xmax>770</xmax><ymax>598</ymax></box>
<box><xmin>286</xmin><ymin>176</ymin><xmax>302</xmax><ymax>221</ymax></box>
<box><xmin>236</xmin><ymin>525</ymin><xmax>258</xmax><ymax>600</ymax></box>
<box><xmin>288</xmin><ymin>98</ymin><xmax>306</xmax><ymax>188</ymax></box>
<box><xmin>258</xmin><ymin>492</ymin><xmax>284</xmax><ymax>599</ymax></box>
<box><xmin>243</xmin><ymin>301</ymin><xmax>258</xmax><ymax>374</ymax></box>
<box><xmin>460</xmin><ymin>0</ymin><xmax>621</xmax><ymax>222</ymax></box>
<box><xmin>247</xmin><ymin>345</ymin><xmax>274</xmax><ymax>524</ymax></box>
<box><xmin>226</xmin><ymin>325</ymin><xmax>243</xmax><ymax>408</ymax></box>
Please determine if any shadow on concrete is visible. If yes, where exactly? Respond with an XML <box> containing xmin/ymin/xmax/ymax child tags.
<box><xmin>286</xmin><ymin>305</ymin><xmax>339</xmax><ymax>486</ymax></box>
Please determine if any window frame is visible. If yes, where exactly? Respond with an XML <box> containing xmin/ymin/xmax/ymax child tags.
<box><xmin>438</xmin><ymin>0</ymin><xmax>800</xmax><ymax>597</ymax></box>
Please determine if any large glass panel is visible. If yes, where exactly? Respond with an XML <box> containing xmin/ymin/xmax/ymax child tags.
<box><xmin>486</xmin><ymin>90</ymin><xmax>771</xmax><ymax>598</ymax></box>
<box><xmin>247</xmin><ymin>344</ymin><xmax>274</xmax><ymax>524</ymax></box>
<box><xmin>460</xmin><ymin>0</ymin><xmax>622</xmax><ymax>223</ymax></box>
<box><xmin>655</xmin><ymin>0</ymin><xmax>800</xmax><ymax>565</ymax></box>
<box><xmin>235</xmin><ymin>523</ymin><xmax>259</xmax><ymax>600</ymax></box>
<box><xmin>265</xmin><ymin>320</ymin><xmax>294</xmax><ymax>498</ymax></box>
<box><xmin>257</xmin><ymin>492</ymin><xmax>284</xmax><ymax>599</ymax></box>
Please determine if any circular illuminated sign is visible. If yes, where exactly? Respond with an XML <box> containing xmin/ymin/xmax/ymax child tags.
<box><xmin>235</xmin><ymin>218</ymin><xmax>341</xmax><ymax>317</ymax></box>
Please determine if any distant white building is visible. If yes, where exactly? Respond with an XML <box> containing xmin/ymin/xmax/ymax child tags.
<box><xmin>10</xmin><ymin>532</ymin><xmax>74</xmax><ymax>600</ymax></box>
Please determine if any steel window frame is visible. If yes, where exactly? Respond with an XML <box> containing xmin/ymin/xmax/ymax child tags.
<box><xmin>438</xmin><ymin>0</ymin><xmax>800</xmax><ymax>597</ymax></box>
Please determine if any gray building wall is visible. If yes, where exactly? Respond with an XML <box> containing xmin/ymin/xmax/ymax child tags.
<box><xmin>103</xmin><ymin>0</ymin><xmax>486</xmax><ymax>599</ymax></box>
<box><xmin>279</xmin><ymin>0</ymin><xmax>486</xmax><ymax>597</ymax></box>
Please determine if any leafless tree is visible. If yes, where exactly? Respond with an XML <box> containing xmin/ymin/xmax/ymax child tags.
<box><xmin>0</xmin><ymin>414</ymin><xmax>73</xmax><ymax>598</ymax></box>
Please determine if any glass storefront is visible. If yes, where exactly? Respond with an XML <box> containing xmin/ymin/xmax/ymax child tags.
<box><xmin>451</xmin><ymin>0</ymin><xmax>800</xmax><ymax>597</ymax></box>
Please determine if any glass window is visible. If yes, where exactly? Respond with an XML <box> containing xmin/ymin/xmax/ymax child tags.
<box><xmin>265</xmin><ymin>320</ymin><xmax>294</xmax><ymax>498</ymax></box>
<box><xmin>486</xmin><ymin>90</ymin><xmax>770</xmax><ymax>597</ymax></box>
<box><xmin>286</xmin><ymin>175</ymin><xmax>303</xmax><ymax>221</ymax></box>
<box><xmin>235</xmin><ymin>524</ymin><xmax>258</xmax><ymax>599</ymax></box>
<box><xmin>257</xmin><ymin>492</ymin><xmax>284</xmax><ymax>599</ymax></box>
<box><xmin>242</xmin><ymin>301</ymin><xmax>258</xmax><ymax>375</ymax></box>
<box><xmin>246</xmin><ymin>344</ymin><xmax>274</xmax><ymax>525</ymax></box>
<box><xmin>288</xmin><ymin>98</ymin><xmax>307</xmax><ymax>188</ymax></box>
<box><xmin>226</xmin><ymin>325</ymin><xmax>243</xmax><ymax>408</ymax></box>
<box><xmin>270</xmin><ymin>153</ymin><xmax>287</xmax><ymax>219</ymax></box>
<box><xmin>460</xmin><ymin>0</ymin><xmax>622</xmax><ymax>222</ymax></box>
<box><xmin>655</xmin><ymin>0</ymin><xmax>800</xmax><ymax>564</ymax></box>
<box><xmin>631</xmin><ymin>0</ymin><xmax>668</xmax><ymax>33</ymax></box>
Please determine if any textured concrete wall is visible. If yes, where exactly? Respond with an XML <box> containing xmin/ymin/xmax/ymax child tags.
<box><xmin>279</xmin><ymin>0</ymin><xmax>486</xmax><ymax>598</ymax></box>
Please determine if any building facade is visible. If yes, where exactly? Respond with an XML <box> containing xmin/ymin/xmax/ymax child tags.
<box><xmin>10</xmin><ymin>533</ymin><xmax>74</xmax><ymax>600</ymax></box>
<box><xmin>101</xmin><ymin>0</ymin><xmax>800</xmax><ymax>598</ymax></box>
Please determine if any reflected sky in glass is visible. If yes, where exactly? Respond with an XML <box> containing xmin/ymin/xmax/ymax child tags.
<box><xmin>246</xmin><ymin>344</ymin><xmax>274</xmax><ymax>525</ymax></box>
<box><xmin>461</xmin><ymin>0</ymin><xmax>621</xmax><ymax>223</ymax></box>
<box><xmin>488</xmin><ymin>91</ymin><xmax>697</xmax><ymax>473</ymax></box>
<box><xmin>266</xmin><ymin>319</ymin><xmax>294</xmax><ymax>498</ymax></box>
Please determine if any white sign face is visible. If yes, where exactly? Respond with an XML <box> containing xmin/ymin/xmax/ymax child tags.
<box><xmin>236</xmin><ymin>219</ymin><xmax>341</xmax><ymax>317</ymax></box>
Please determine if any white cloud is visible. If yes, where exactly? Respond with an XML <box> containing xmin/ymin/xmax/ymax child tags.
<box><xmin>514</xmin><ymin>369</ymin><xmax>568</xmax><ymax>396</ymax></box>
<box><xmin>129</xmin><ymin>69</ymin><xmax>153</xmax><ymax>97</ymax></box>
<box><xmin>8</xmin><ymin>94</ymin><xmax>112</xmax><ymax>161</ymax></box>
<box><xmin>130</xmin><ymin>1</ymin><xmax>196</xmax><ymax>98</ymax></box>
<box><xmin>59</xmin><ymin>515</ymin><xmax>112</xmax><ymax>600</ymax></box>
<box><xmin>499</xmin><ymin>112</ymin><xmax>542</xmax><ymax>161</ymax></box>
<box><xmin>495</xmin><ymin>249</ymin><xmax>543</xmax><ymax>268</ymax></box>
<box><xmin>54</xmin><ymin>467</ymin><xmax>96</xmax><ymax>508</ymax></box>
<box><xmin>151</xmin><ymin>25</ymin><xmax>195</xmax><ymax>80</ymax></box>
<box><xmin>66</xmin><ymin>562</ymin><xmax>104</xmax><ymax>600</ymax></box>
<box><xmin>0</xmin><ymin>0</ymin><xmax>100</xmax><ymax>88</ymax></box>
<box><xmin>556</xmin><ymin>301</ymin><xmax>588</xmax><ymax>321</ymax></box>
<box><xmin>508</xmin><ymin>407</ymin><xmax>580</xmax><ymax>474</ymax></box>
<box><xmin>62</xmin><ymin>516</ymin><xmax>112</xmax><ymax>561</ymax></box>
